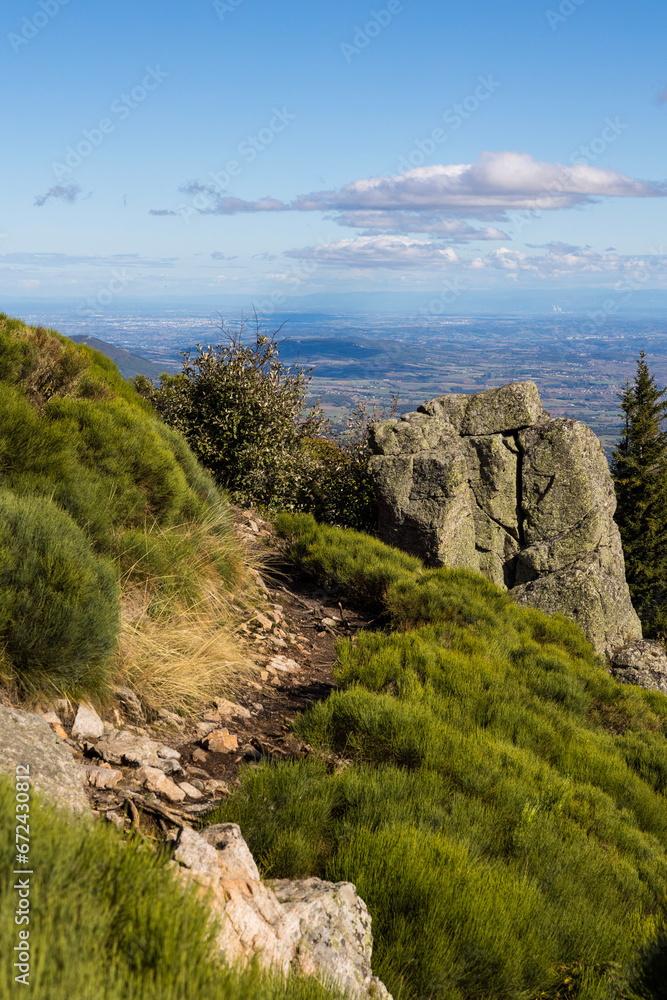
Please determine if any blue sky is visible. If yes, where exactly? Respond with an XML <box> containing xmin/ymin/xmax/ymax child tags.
<box><xmin>2</xmin><ymin>0</ymin><xmax>667</xmax><ymax>306</ymax></box>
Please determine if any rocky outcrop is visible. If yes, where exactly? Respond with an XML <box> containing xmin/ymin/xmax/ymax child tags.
<box><xmin>169</xmin><ymin>823</ymin><xmax>391</xmax><ymax>999</ymax></box>
<box><xmin>369</xmin><ymin>382</ymin><xmax>641</xmax><ymax>658</ymax></box>
<box><xmin>0</xmin><ymin>704</ymin><xmax>88</xmax><ymax>812</ymax></box>
<box><xmin>609</xmin><ymin>640</ymin><xmax>667</xmax><ymax>693</ymax></box>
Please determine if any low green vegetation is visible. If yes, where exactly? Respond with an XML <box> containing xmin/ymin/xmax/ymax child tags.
<box><xmin>0</xmin><ymin>315</ymin><xmax>249</xmax><ymax>705</ymax></box>
<box><xmin>210</xmin><ymin>512</ymin><xmax>667</xmax><ymax>1000</ymax></box>
<box><xmin>135</xmin><ymin>321</ymin><xmax>394</xmax><ymax>532</ymax></box>
<box><xmin>0</xmin><ymin>778</ymin><xmax>343</xmax><ymax>1000</ymax></box>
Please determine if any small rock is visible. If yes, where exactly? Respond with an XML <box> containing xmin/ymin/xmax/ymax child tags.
<box><xmin>321</xmin><ymin>617</ymin><xmax>340</xmax><ymax>627</ymax></box>
<box><xmin>72</xmin><ymin>703</ymin><xmax>105</xmax><ymax>740</ymax></box>
<box><xmin>205</xmin><ymin>779</ymin><xmax>229</xmax><ymax>795</ymax></box>
<box><xmin>81</xmin><ymin>765</ymin><xmax>123</xmax><ymax>790</ymax></box>
<box><xmin>202</xmin><ymin>729</ymin><xmax>238</xmax><ymax>753</ymax></box>
<box><xmin>105</xmin><ymin>810</ymin><xmax>125</xmax><ymax>830</ymax></box>
<box><xmin>213</xmin><ymin>698</ymin><xmax>252</xmax><ymax>720</ymax></box>
<box><xmin>156</xmin><ymin>759</ymin><xmax>186</xmax><ymax>779</ymax></box>
<box><xmin>253</xmin><ymin>612</ymin><xmax>273</xmax><ymax>630</ymax></box>
<box><xmin>241</xmin><ymin>743</ymin><xmax>262</xmax><ymax>762</ymax></box>
<box><xmin>179</xmin><ymin>781</ymin><xmax>203</xmax><ymax>800</ymax></box>
<box><xmin>51</xmin><ymin>722</ymin><xmax>69</xmax><ymax>741</ymax></box>
<box><xmin>94</xmin><ymin>730</ymin><xmax>161</xmax><ymax>768</ymax></box>
<box><xmin>188</xmin><ymin>778</ymin><xmax>206</xmax><ymax>792</ymax></box>
<box><xmin>38</xmin><ymin>709</ymin><xmax>62</xmax><ymax>726</ymax></box>
<box><xmin>197</xmin><ymin>721</ymin><xmax>219</xmax><ymax>736</ymax></box>
<box><xmin>157</xmin><ymin>745</ymin><xmax>181</xmax><ymax>760</ymax></box>
<box><xmin>157</xmin><ymin>707</ymin><xmax>185</xmax><ymax>730</ymax></box>
<box><xmin>186</xmin><ymin>765</ymin><xmax>211</xmax><ymax>779</ymax></box>
<box><xmin>268</xmin><ymin>636</ymin><xmax>287</xmax><ymax>649</ymax></box>
<box><xmin>135</xmin><ymin>765</ymin><xmax>186</xmax><ymax>803</ymax></box>
<box><xmin>192</xmin><ymin>748</ymin><xmax>209</xmax><ymax>764</ymax></box>
<box><xmin>259</xmin><ymin>671</ymin><xmax>269</xmax><ymax>681</ymax></box>
<box><xmin>252</xmin><ymin>702</ymin><xmax>264</xmax><ymax>712</ymax></box>
<box><xmin>266</xmin><ymin>655</ymin><xmax>300</xmax><ymax>674</ymax></box>
<box><xmin>113</xmin><ymin>685</ymin><xmax>146</xmax><ymax>725</ymax></box>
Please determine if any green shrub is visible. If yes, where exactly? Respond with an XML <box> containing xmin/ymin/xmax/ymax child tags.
<box><xmin>211</xmin><ymin>516</ymin><xmax>667</xmax><ymax>1000</ymax></box>
<box><xmin>136</xmin><ymin>322</ymin><xmax>394</xmax><ymax>531</ymax></box>
<box><xmin>273</xmin><ymin>511</ymin><xmax>422</xmax><ymax>607</ymax></box>
<box><xmin>0</xmin><ymin>777</ymin><xmax>344</xmax><ymax>1000</ymax></box>
<box><xmin>0</xmin><ymin>489</ymin><xmax>120</xmax><ymax>695</ymax></box>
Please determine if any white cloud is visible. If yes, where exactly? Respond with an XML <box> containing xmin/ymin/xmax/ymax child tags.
<box><xmin>284</xmin><ymin>235</ymin><xmax>459</xmax><ymax>268</ymax></box>
<box><xmin>334</xmin><ymin>211</ymin><xmax>508</xmax><ymax>240</ymax></box>
<box><xmin>178</xmin><ymin>152</ymin><xmax>663</xmax><ymax>223</ymax></box>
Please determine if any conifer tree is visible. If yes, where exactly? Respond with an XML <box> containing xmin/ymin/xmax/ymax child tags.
<box><xmin>611</xmin><ymin>351</ymin><xmax>667</xmax><ymax>638</ymax></box>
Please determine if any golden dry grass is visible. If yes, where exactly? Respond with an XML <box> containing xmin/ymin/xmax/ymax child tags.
<box><xmin>112</xmin><ymin>506</ymin><xmax>268</xmax><ymax>714</ymax></box>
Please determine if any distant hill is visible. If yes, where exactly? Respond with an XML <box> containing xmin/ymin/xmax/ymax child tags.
<box><xmin>68</xmin><ymin>335</ymin><xmax>174</xmax><ymax>381</ymax></box>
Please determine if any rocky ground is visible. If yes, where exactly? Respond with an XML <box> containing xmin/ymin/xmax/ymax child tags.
<box><xmin>26</xmin><ymin>510</ymin><xmax>374</xmax><ymax>837</ymax></box>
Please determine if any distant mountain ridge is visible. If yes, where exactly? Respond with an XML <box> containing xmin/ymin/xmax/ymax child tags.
<box><xmin>68</xmin><ymin>335</ymin><xmax>174</xmax><ymax>381</ymax></box>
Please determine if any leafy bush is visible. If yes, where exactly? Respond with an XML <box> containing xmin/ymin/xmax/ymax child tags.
<box><xmin>0</xmin><ymin>778</ymin><xmax>344</xmax><ymax>1000</ymax></box>
<box><xmin>212</xmin><ymin>516</ymin><xmax>667</xmax><ymax>1000</ymax></box>
<box><xmin>136</xmin><ymin>320</ymin><xmax>394</xmax><ymax>531</ymax></box>
<box><xmin>135</xmin><ymin>321</ymin><xmax>326</xmax><ymax>508</ymax></box>
<box><xmin>0</xmin><ymin>490</ymin><xmax>120</xmax><ymax>695</ymax></box>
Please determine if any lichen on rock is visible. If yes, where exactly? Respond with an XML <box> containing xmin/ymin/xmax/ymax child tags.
<box><xmin>369</xmin><ymin>381</ymin><xmax>641</xmax><ymax>658</ymax></box>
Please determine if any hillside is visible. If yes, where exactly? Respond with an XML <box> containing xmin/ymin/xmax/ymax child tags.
<box><xmin>68</xmin><ymin>334</ymin><xmax>176</xmax><ymax>381</ymax></box>
<box><xmin>1</xmin><ymin>315</ymin><xmax>667</xmax><ymax>999</ymax></box>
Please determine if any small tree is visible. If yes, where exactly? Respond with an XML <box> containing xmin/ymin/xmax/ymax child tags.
<box><xmin>611</xmin><ymin>351</ymin><xmax>667</xmax><ymax>638</ymax></box>
<box><xmin>135</xmin><ymin>316</ymin><xmax>327</xmax><ymax>508</ymax></box>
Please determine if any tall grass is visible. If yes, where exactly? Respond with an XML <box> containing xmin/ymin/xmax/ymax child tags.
<box><xmin>211</xmin><ymin>513</ymin><xmax>667</xmax><ymax>1000</ymax></box>
<box><xmin>0</xmin><ymin>778</ymin><xmax>343</xmax><ymax>1000</ymax></box>
<box><xmin>0</xmin><ymin>316</ymin><xmax>255</xmax><ymax>705</ymax></box>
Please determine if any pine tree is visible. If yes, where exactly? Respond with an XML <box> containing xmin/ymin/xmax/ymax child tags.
<box><xmin>611</xmin><ymin>351</ymin><xmax>667</xmax><ymax>638</ymax></box>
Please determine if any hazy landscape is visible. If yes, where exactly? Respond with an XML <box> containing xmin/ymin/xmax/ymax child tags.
<box><xmin>8</xmin><ymin>297</ymin><xmax>667</xmax><ymax>454</ymax></box>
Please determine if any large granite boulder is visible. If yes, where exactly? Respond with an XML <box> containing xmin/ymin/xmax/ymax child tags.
<box><xmin>369</xmin><ymin>382</ymin><xmax>641</xmax><ymax>658</ymax></box>
<box><xmin>169</xmin><ymin>823</ymin><xmax>391</xmax><ymax>999</ymax></box>
<box><xmin>609</xmin><ymin>640</ymin><xmax>667</xmax><ymax>694</ymax></box>
<box><xmin>0</xmin><ymin>704</ymin><xmax>88</xmax><ymax>812</ymax></box>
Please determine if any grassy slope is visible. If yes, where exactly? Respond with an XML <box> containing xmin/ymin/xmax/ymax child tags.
<box><xmin>0</xmin><ymin>778</ymin><xmax>343</xmax><ymax>1000</ymax></box>
<box><xmin>0</xmin><ymin>315</ymin><xmax>253</xmax><ymax>707</ymax></box>
<box><xmin>209</xmin><ymin>513</ymin><xmax>667</xmax><ymax>1000</ymax></box>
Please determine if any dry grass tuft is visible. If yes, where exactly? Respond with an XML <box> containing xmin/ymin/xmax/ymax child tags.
<box><xmin>112</xmin><ymin>507</ymin><xmax>268</xmax><ymax>715</ymax></box>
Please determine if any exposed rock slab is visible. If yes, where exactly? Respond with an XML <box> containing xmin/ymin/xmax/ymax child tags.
<box><xmin>0</xmin><ymin>705</ymin><xmax>88</xmax><ymax>812</ymax></box>
<box><xmin>169</xmin><ymin>823</ymin><xmax>391</xmax><ymax>999</ymax></box>
<box><xmin>369</xmin><ymin>381</ymin><xmax>641</xmax><ymax>657</ymax></box>
<box><xmin>609</xmin><ymin>640</ymin><xmax>667</xmax><ymax>694</ymax></box>
<box><xmin>92</xmin><ymin>729</ymin><xmax>161</xmax><ymax>767</ymax></box>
